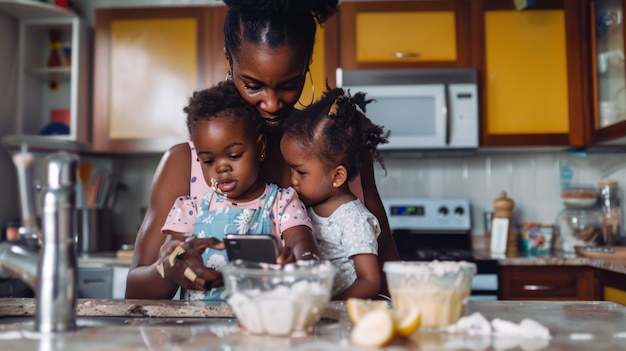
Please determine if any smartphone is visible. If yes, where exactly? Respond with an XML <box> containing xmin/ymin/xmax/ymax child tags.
<box><xmin>224</xmin><ymin>234</ymin><xmax>279</xmax><ymax>264</ymax></box>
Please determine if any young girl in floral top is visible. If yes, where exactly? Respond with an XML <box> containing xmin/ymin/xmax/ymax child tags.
<box><xmin>280</xmin><ymin>87</ymin><xmax>389</xmax><ymax>300</ymax></box>
<box><xmin>161</xmin><ymin>81</ymin><xmax>317</xmax><ymax>300</ymax></box>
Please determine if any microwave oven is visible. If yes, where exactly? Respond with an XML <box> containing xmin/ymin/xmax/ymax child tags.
<box><xmin>336</xmin><ymin>68</ymin><xmax>479</xmax><ymax>152</ymax></box>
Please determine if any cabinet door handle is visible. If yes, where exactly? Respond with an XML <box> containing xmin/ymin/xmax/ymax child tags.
<box><xmin>392</xmin><ymin>52</ymin><xmax>420</xmax><ymax>59</ymax></box>
<box><xmin>523</xmin><ymin>284</ymin><xmax>556</xmax><ymax>291</ymax></box>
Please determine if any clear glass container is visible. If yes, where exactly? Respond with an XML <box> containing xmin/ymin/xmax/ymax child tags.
<box><xmin>555</xmin><ymin>185</ymin><xmax>603</xmax><ymax>253</ymax></box>
<box><xmin>555</xmin><ymin>208</ymin><xmax>603</xmax><ymax>253</ymax></box>
<box><xmin>598</xmin><ymin>179</ymin><xmax>622</xmax><ymax>245</ymax></box>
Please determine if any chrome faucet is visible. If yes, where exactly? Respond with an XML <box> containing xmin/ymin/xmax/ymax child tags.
<box><xmin>0</xmin><ymin>150</ymin><xmax>79</xmax><ymax>333</ymax></box>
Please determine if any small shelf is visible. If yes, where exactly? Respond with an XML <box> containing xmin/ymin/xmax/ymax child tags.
<box><xmin>5</xmin><ymin>0</ymin><xmax>91</xmax><ymax>149</ymax></box>
<box><xmin>0</xmin><ymin>0</ymin><xmax>76</xmax><ymax>20</ymax></box>
<box><xmin>2</xmin><ymin>134</ymin><xmax>89</xmax><ymax>152</ymax></box>
<box><xmin>28</xmin><ymin>66</ymin><xmax>71</xmax><ymax>81</ymax></box>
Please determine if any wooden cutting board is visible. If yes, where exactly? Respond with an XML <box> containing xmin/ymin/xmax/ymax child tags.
<box><xmin>116</xmin><ymin>249</ymin><xmax>134</xmax><ymax>260</ymax></box>
<box><xmin>575</xmin><ymin>245</ymin><xmax>626</xmax><ymax>262</ymax></box>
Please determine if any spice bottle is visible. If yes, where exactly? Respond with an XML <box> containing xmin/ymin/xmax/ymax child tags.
<box><xmin>491</xmin><ymin>191</ymin><xmax>517</xmax><ymax>256</ymax></box>
<box><xmin>598</xmin><ymin>179</ymin><xmax>621</xmax><ymax>245</ymax></box>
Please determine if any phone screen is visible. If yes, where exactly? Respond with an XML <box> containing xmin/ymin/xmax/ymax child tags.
<box><xmin>224</xmin><ymin>234</ymin><xmax>278</xmax><ymax>264</ymax></box>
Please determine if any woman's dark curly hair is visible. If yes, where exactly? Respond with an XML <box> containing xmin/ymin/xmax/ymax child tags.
<box><xmin>184</xmin><ymin>80</ymin><xmax>262</xmax><ymax>137</ymax></box>
<box><xmin>223</xmin><ymin>0</ymin><xmax>339</xmax><ymax>64</ymax></box>
<box><xmin>282</xmin><ymin>87</ymin><xmax>389</xmax><ymax>181</ymax></box>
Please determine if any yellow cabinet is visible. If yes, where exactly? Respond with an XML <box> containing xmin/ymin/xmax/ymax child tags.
<box><xmin>600</xmin><ymin>270</ymin><xmax>626</xmax><ymax>305</ymax></box>
<box><xmin>339</xmin><ymin>1</ymin><xmax>472</xmax><ymax>69</ymax></box>
<box><xmin>476</xmin><ymin>0</ymin><xmax>586</xmax><ymax>147</ymax></box>
<box><xmin>300</xmin><ymin>24</ymin><xmax>333</xmax><ymax>105</ymax></box>
<box><xmin>92</xmin><ymin>7</ymin><xmax>227</xmax><ymax>153</ymax></box>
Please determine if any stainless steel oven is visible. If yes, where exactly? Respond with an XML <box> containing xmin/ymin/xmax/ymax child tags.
<box><xmin>383</xmin><ymin>197</ymin><xmax>499</xmax><ymax>300</ymax></box>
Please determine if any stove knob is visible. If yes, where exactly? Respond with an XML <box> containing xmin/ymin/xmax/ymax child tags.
<box><xmin>454</xmin><ymin>206</ymin><xmax>465</xmax><ymax>216</ymax></box>
<box><xmin>438</xmin><ymin>206</ymin><xmax>449</xmax><ymax>216</ymax></box>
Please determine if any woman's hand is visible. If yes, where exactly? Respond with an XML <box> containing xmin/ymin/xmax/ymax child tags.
<box><xmin>157</xmin><ymin>235</ymin><xmax>226</xmax><ymax>291</ymax></box>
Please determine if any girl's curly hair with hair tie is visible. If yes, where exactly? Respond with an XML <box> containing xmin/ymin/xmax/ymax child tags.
<box><xmin>282</xmin><ymin>87</ymin><xmax>389</xmax><ymax>181</ymax></box>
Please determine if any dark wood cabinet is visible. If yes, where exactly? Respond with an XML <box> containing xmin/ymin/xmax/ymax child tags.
<box><xmin>471</xmin><ymin>0</ymin><xmax>588</xmax><ymax>147</ymax></box>
<box><xmin>499</xmin><ymin>265</ymin><xmax>601</xmax><ymax>300</ymax></box>
<box><xmin>598</xmin><ymin>269</ymin><xmax>626</xmax><ymax>305</ymax></box>
<box><xmin>587</xmin><ymin>0</ymin><xmax>626</xmax><ymax>146</ymax></box>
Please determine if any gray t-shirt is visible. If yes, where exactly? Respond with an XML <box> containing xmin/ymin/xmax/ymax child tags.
<box><xmin>308</xmin><ymin>200</ymin><xmax>380</xmax><ymax>297</ymax></box>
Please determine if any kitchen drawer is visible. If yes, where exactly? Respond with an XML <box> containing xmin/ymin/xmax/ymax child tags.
<box><xmin>498</xmin><ymin>265</ymin><xmax>600</xmax><ymax>301</ymax></box>
<box><xmin>77</xmin><ymin>267</ymin><xmax>113</xmax><ymax>299</ymax></box>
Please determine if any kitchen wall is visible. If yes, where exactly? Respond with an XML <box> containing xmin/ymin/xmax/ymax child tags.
<box><xmin>0</xmin><ymin>11</ymin><xmax>20</xmax><ymax>235</ymax></box>
<box><xmin>4</xmin><ymin>0</ymin><xmax>626</xmax><ymax>248</ymax></box>
<box><xmin>109</xmin><ymin>149</ymin><xmax>626</xmax><ymax>246</ymax></box>
<box><xmin>74</xmin><ymin>0</ymin><xmax>626</xmax><ymax>246</ymax></box>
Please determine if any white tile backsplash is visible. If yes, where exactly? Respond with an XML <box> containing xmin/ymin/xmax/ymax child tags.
<box><xmin>375</xmin><ymin>151</ymin><xmax>626</xmax><ymax>235</ymax></box>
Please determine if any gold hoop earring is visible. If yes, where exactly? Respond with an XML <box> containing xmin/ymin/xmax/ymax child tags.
<box><xmin>296</xmin><ymin>69</ymin><xmax>315</xmax><ymax>109</ymax></box>
<box><xmin>225</xmin><ymin>71</ymin><xmax>232</xmax><ymax>81</ymax></box>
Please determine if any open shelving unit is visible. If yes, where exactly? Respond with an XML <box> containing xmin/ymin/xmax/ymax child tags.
<box><xmin>1</xmin><ymin>0</ymin><xmax>90</xmax><ymax>151</ymax></box>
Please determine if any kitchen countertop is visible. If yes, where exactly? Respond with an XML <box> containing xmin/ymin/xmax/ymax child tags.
<box><xmin>470</xmin><ymin>236</ymin><xmax>626</xmax><ymax>274</ymax></box>
<box><xmin>1</xmin><ymin>299</ymin><xmax>626</xmax><ymax>350</ymax></box>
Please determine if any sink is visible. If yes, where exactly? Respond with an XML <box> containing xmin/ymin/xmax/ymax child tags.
<box><xmin>0</xmin><ymin>316</ymin><xmax>237</xmax><ymax>330</ymax></box>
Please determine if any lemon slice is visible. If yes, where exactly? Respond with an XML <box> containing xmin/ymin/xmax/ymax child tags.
<box><xmin>392</xmin><ymin>308</ymin><xmax>422</xmax><ymax>337</ymax></box>
<box><xmin>350</xmin><ymin>309</ymin><xmax>395</xmax><ymax>347</ymax></box>
<box><xmin>346</xmin><ymin>298</ymin><xmax>390</xmax><ymax>324</ymax></box>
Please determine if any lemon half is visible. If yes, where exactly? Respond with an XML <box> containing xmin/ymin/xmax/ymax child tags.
<box><xmin>350</xmin><ymin>309</ymin><xmax>395</xmax><ymax>347</ymax></box>
<box><xmin>392</xmin><ymin>308</ymin><xmax>422</xmax><ymax>337</ymax></box>
<box><xmin>346</xmin><ymin>298</ymin><xmax>390</xmax><ymax>324</ymax></box>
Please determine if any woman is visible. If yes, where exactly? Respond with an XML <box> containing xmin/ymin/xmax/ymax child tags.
<box><xmin>125</xmin><ymin>0</ymin><xmax>399</xmax><ymax>300</ymax></box>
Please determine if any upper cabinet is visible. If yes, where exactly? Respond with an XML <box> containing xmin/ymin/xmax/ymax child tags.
<box><xmin>92</xmin><ymin>6</ymin><xmax>227</xmax><ymax>153</ymax></box>
<box><xmin>338</xmin><ymin>1</ymin><xmax>473</xmax><ymax>69</ymax></box>
<box><xmin>1</xmin><ymin>0</ymin><xmax>90</xmax><ymax>151</ymax></box>
<box><xmin>475</xmin><ymin>0</ymin><xmax>587</xmax><ymax>147</ymax></box>
<box><xmin>589</xmin><ymin>0</ymin><xmax>626</xmax><ymax>145</ymax></box>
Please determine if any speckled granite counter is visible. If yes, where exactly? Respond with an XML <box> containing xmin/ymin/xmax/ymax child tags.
<box><xmin>497</xmin><ymin>254</ymin><xmax>626</xmax><ymax>275</ymax></box>
<box><xmin>470</xmin><ymin>235</ymin><xmax>626</xmax><ymax>275</ymax></box>
<box><xmin>2</xmin><ymin>300</ymin><xmax>626</xmax><ymax>350</ymax></box>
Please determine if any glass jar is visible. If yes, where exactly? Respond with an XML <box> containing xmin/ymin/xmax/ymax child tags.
<box><xmin>555</xmin><ymin>185</ymin><xmax>603</xmax><ymax>254</ymax></box>
<box><xmin>555</xmin><ymin>207</ymin><xmax>603</xmax><ymax>253</ymax></box>
<box><xmin>598</xmin><ymin>179</ymin><xmax>622</xmax><ymax>245</ymax></box>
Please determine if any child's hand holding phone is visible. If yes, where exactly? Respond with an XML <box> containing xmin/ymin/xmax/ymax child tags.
<box><xmin>224</xmin><ymin>234</ymin><xmax>279</xmax><ymax>264</ymax></box>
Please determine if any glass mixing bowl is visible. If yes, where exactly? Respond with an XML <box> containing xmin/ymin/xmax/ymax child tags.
<box><xmin>222</xmin><ymin>259</ymin><xmax>336</xmax><ymax>337</ymax></box>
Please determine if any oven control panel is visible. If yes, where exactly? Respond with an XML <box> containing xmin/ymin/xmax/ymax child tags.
<box><xmin>383</xmin><ymin>198</ymin><xmax>471</xmax><ymax>231</ymax></box>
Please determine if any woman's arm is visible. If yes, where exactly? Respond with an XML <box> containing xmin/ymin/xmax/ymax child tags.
<box><xmin>125</xmin><ymin>143</ymin><xmax>193</xmax><ymax>299</ymax></box>
<box><xmin>333</xmin><ymin>253</ymin><xmax>381</xmax><ymax>300</ymax></box>
<box><xmin>359</xmin><ymin>152</ymin><xmax>400</xmax><ymax>296</ymax></box>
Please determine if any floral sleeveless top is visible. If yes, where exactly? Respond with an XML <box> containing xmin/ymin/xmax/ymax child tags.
<box><xmin>162</xmin><ymin>184</ymin><xmax>311</xmax><ymax>300</ymax></box>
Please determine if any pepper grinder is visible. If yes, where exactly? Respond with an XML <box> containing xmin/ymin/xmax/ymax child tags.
<box><xmin>491</xmin><ymin>191</ymin><xmax>517</xmax><ymax>256</ymax></box>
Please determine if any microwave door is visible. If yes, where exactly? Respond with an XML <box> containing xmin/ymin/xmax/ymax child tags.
<box><xmin>343</xmin><ymin>85</ymin><xmax>447</xmax><ymax>149</ymax></box>
<box><xmin>447</xmin><ymin>84</ymin><xmax>479</xmax><ymax>148</ymax></box>
<box><xmin>445</xmin><ymin>85</ymin><xmax>451</xmax><ymax>146</ymax></box>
